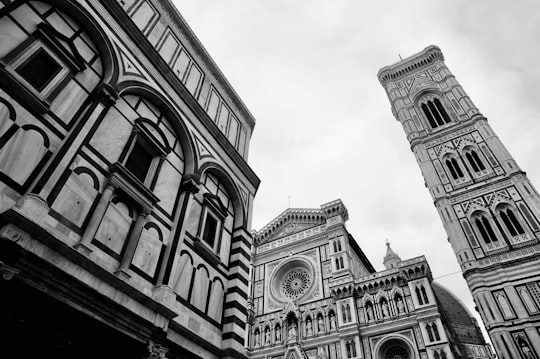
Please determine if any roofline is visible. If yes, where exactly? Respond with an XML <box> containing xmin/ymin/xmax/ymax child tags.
<box><xmin>377</xmin><ymin>45</ymin><xmax>444</xmax><ymax>85</ymax></box>
<box><xmin>348</xmin><ymin>233</ymin><xmax>376</xmax><ymax>273</ymax></box>
<box><xmin>161</xmin><ymin>0</ymin><xmax>257</xmax><ymax>129</ymax></box>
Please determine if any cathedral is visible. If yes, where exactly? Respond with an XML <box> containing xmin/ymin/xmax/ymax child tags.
<box><xmin>0</xmin><ymin>1</ymin><xmax>536</xmax><ymax>359</ymax></box>
<box><xmin>249</xmin><ymin>200</ymin><xmax>492</xmax><ymax>359</ymax></box>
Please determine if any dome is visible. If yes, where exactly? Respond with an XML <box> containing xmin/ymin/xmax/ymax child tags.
<box><xmin>431</xmin><ymin>281</ymin><xmax>486</xmax><ymax>345</ymax></box>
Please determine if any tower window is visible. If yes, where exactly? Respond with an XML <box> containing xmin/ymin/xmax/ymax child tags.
<box><xmin>465</xmin><ymin>149</ymin><xmax>486</xmax><ymax>173</ymax></box>
<box><xmin>474</xmin><ymin>215</ymin><xmax>498</xmax><ymax>244</ymax></box>
<box><xmin>426</xmin><ymin>323</ymin><xmax>434</xmax><ymax>342</ymax></box>
<box><xmin>421</xmin><ymin>286</ymin><xmax>429</xmax><ymax>304</ymax></box>
<box><xmin>498</xmin><ymin>206</ymin><xmax>525</xmax><ymax>237</ymax></box>
<box><xmin>416</xmin><ymin>287</ymin><xmax>424</xmax><ymax>305</ymax></box>
<box><xmin>335</xmin><ymin>255</ymin><xmax>345</xmax><ymax>270</ymax></box>
<box><xmin>421</xmin><ymin>99</ymin><xmax>452</xmax><ymax>129</ymax></box>
<box><xmin>432</xmin><ymin>323</ymin><xmax>440</xmax><ymax>340</ymax></box>
<box><xmin>445</xmin><ymin>157</ymin><xmax>464</xmax><ymax>180</ymax></box>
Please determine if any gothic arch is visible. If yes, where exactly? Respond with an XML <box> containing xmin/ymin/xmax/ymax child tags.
<box><xmin>375</xmin><ymin>290</ymin><xmax>389</xmax><ymax>302</ymax></box>
<box><xmin>116</xmin><ymin>81</ymin><xmax>197</xmax><ymax>174</ymax></box>
<box><xmin>361</xmin><ymin>294</ymin><xmax>375</xmax><ymax>305</ymax></box>
<box><xmin>390</xmin><ymin>286</ymin><xmax>404</xmax><ymax>298</ymax></box>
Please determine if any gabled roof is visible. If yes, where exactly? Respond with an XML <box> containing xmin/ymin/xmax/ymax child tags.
<box><xmin>253</xmin><ymin>199</ymin><xmax>348</xmax><ymax>245</ymax></box>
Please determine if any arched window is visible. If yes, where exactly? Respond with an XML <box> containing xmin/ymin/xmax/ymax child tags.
<box><xmin>425</xmin><ymin>323</ymin><xmax>434</xmax><ymax>342</ymax></box>
<box><xmin>337</xmin><ymin>238</ymin><xmax>342</xmax><ymax>251</ymax></box>
<box><xmin>333</xmin><ymin>241</ymin><xmax>338</xmax><ymax>253</ymax></box>
<box><xmin>434</xmin><ymin>99</ymin><xmax>451</xmax><ymax>123</ymax></box>
<box><xmin>416</xmin><ymin>287</ymin><xmax>424</xmax><ymax>305</ymax></box>
<box><xmin>433</xmin><ymin>351</ymin><xmax>441</xmax><ymax>359</ymax></box>
<box><xmin>445</xmin><ymin>157</ymin><xmax>465</xmax><ymax>180</ymax></box>
<box><xmin>473</xmin><ymin>214</ymin><xmax>498</xmax><ymax>244</ymax></box>
<box><xmin>497</xmin><ymin>205</ymin><xmax>525</xmax><ymax>237</ymax></box>
<box><xmin>421</xmin><ymin>286</ymin><xmax>429</xmax><ymax>304</ymax></box>
<box><xmin>421</xmin><ymin>103</ymin><xmax>437</xmax><ymax>128</ymax></box>
<box><xmin>432</xmin><ymin>323</ymin><xmax>440</xmax><ymax>340</ymax></box>
<box><xmin>440</xmin><ymin>349</ymin><xmax>447</xmax><ymax>359</ymax></box>
<box><xmin>335</xmin><ymin>255</ymin><xmax>345</xmax><ymax>270</ymax></box>
<box><xmin>421</xmin><ymin>99</ymin><xmax>452</xmax><ymax>129</ymax></box>
<box><xmin>345</xmin><ymin>303</ymin><xmax>352</xmax><ymax>322</ymax></box>
<box><xmin>342</xmin><ymin>303</ymin><xmax>347</xmax><ymax>321</ymax></box>
<box><xmin>465</xmin><ymin>150</ymin><xmax>486</xmax><ymax>173</ymax></box>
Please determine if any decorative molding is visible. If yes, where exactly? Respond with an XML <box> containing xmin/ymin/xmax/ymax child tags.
<box><xmin>0</xmin><ymin>260</ymin><xmax>20</xmax><ymax>280</ymax></box>
<box><xmin>147</xmin><ymin>340</ymin><xmax>168</xmax><ymax>359</ymax></box>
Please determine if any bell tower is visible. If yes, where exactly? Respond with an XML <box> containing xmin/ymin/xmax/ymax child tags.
<box><xmin>378</xmin><ymin>45</ymin><xmax>540</xmax><ymax>359</ymax></box>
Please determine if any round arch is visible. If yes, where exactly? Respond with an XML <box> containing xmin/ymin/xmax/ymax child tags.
<box><xmin>196</xmin><ymin>162</ymin><xmax>246</xmax><ymax>228</ymax></box>
<box><xmin>116</xmin><ymin>81</ymin><xmax>197</xmax><ymax>174</ymax></box>
<box><xmin>35</xmin><ymin>0</ymin><xmax>119</xmax><ymax>85</ymax></box>
<box><xmin>373</xmin><ymin>334</ymin><xmax>418</xmax><ymax>359</ymax></box>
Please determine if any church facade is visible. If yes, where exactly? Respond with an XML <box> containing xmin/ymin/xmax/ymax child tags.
<box><xmin>249</xmin><ymin>200</ymin><xmax>492</xmax><ymax>359</ymax></box>
<box><xmin>0</xmin><ymin>1</ymin><xmax>259</xmax><ymax>358</ymax></box>
<box><xmin>378</xmin><ymin>46</ymin><xmax>540</xmax><ymax>359</ymax></box>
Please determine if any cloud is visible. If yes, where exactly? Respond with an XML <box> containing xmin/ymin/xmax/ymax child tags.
<box><xmin>174</xmin><ymin>0</ymin><xmax>540</xmax><ymax>345</ymax></box>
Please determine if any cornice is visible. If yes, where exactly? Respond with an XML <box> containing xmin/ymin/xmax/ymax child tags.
<box><xmin>99</xmin><ymin>0</ymin><xmax>260</xmax><ymax>189</ymax></box>
<box><xmin>152</xmin><ymin>0</ymin><xmax>256</xmax><ymax>129</ymax></box>
<box><xmin>378</xmin><ymin>45</ymin><xmax>444</xmax><ymax>85</ymax></box>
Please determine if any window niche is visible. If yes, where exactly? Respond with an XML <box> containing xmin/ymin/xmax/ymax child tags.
<box><xmin>194</xmin><ymin>193</ymin><xmax>228</xmax><ymax>264</ymax></box>
<box><xmin>118</xmin><ymin>118</ymin><xmax>172</xmax><ymax>189</ymax></box>
<box><xmin>420</xmin><ymin>97</ymin><xmax>452</xmax><ymax>130</ymax></box>
<box><xmin>0</xmin><ymin>23</ymin><xmax>85</xmax><ymax>113</ymax></box>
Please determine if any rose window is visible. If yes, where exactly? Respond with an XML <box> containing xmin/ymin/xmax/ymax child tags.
<box><xmin>281</xmin><ymin>268</ymin><xmax>312</xmax><ymax>299</ymax></box>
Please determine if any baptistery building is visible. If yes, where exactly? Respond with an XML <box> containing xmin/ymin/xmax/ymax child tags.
<box><xmin>249</xmin><ymin>200</ymin><xmax>493</xmax><ymax>359</ymax></box>
<box><xmin>0</xmin><ymin>1</ymin><xmax>259</xmax><ymax>358</ymax></box>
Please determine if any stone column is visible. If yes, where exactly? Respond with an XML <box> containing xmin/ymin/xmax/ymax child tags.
<box><xmin>75</xmin><ymin>180</ymin><xmax>118</xmax><ymax>255</ymax></box>
<box><xmin>156</xmin><ymin>174</ymin><xmax>200</xmax><ymax>287</ymax></box>
<box><xmin>116</xmin><ymin>207</ymin><xmax>150</xmax><ymax>279</ymax></box>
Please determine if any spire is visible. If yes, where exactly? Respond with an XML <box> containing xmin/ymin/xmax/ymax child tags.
<box><xmin>383</xmin><ymin>240</ymin><xmax>402</xmax><ymax>269</ymax></box>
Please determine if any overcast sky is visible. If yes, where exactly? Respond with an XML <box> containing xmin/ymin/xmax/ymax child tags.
<box><xmin>173</xmin><ymin>0</ymin><xmax>540</xmax><ymax>341</ymax></box>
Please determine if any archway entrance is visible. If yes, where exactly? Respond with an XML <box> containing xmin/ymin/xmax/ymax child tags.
<box><xmin>376</xmin><ymin>337</ymin><xmax>414</xmax><ymax>359</ymax></box>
